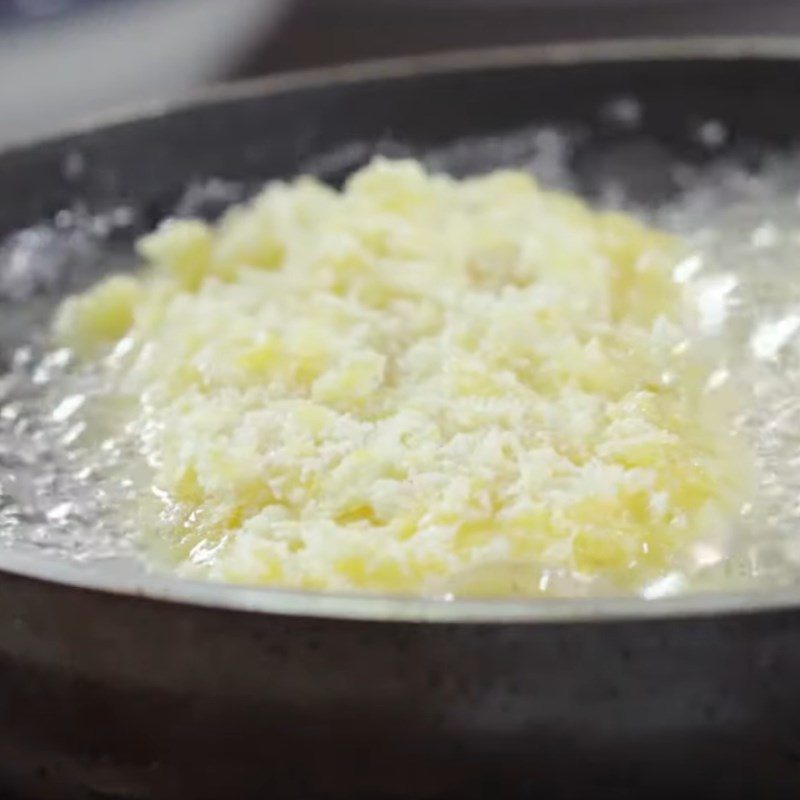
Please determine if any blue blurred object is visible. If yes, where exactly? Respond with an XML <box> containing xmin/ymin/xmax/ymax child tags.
<box><xmin>0</xmin><ymin>0</ymin><xmax>133</xmax><ymax>24</ymax></box>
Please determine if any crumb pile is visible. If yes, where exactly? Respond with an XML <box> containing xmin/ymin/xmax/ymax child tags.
<box><xmin>55</xmin><ymin>159</ymin><xmax>745</xmax><ymax>595</ymax></box>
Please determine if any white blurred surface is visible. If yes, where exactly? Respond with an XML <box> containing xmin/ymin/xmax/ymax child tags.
<box><xmin>1</xmin><ymin>0</ymin><xmax>288</xmax><ymax>147</ymax></box>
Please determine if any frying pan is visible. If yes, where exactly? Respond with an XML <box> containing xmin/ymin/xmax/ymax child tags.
<box><xmin>2</xmin><ymin>37</ymin><xmax>800</xmax><ymax>800</ymax></box>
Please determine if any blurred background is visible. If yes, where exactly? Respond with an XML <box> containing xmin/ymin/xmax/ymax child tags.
<box><xmin>1</xmin><ymin>0</ymin><xmax>793</xmax><ymax>146</ymax></box>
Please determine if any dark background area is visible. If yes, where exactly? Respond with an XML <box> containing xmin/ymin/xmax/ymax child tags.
<box><xmin>237</xmin><ymin>0</ymin><xmax>800</xmax><ymax>76</ymax></box>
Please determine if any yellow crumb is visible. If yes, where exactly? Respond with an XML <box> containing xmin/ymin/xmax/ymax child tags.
<box><xmin>54</xmin><ymin>158</ymin><xmax>747</xmax><ymax>596</ymax></box>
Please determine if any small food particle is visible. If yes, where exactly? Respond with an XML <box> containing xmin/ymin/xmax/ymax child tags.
<box><xmin>54</xmin><ymin>275</ymin><xmax>141</xmax><ymax>355</ymax></box>
<box><xmin>54</xmin><ymin>159</ymin><xmax>748</xmax><ymax>596</ymax></box>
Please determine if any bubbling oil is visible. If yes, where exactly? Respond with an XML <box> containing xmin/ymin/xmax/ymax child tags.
<box><xmin>658</xmin><ymin>151</ymin><xmax>800</xmax><ymax>592</ymax></box>
<box><xmin>3</xmin><ymin>134</ymin><xmax>800</xmax><ymax>597</ymax></box>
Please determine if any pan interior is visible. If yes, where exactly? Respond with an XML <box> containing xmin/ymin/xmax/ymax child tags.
<box><xmin>4</xmin><ymin>50</ymin><xmax>800</xmax><ymax>618</ymax></box>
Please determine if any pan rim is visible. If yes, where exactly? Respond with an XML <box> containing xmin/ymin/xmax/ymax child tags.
<box><xmin>0</xmin><ymin>547</ymin><xmax>791</xmax><ymax>624</ymax></box>
<box><xmin>3</xmin><ymin>35</ymin><xmax>800</xmax><ymax>623</ymax></box>
<box><xmin>3</xmin><ymin>34</ymin><xmax>800</xmax><ymax>155</ymax></box>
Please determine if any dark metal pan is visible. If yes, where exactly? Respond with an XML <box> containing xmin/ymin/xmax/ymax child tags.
<box><xmin>3</xmin><ymin>37</ymin><xmax>800</xmax><ymax>800</ymax></box>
